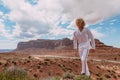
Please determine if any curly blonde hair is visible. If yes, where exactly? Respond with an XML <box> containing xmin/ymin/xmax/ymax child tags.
<box><xmin>76</xmin><ymin>18</ymin><xmax>85</xmax><ymax>27</ymax></box>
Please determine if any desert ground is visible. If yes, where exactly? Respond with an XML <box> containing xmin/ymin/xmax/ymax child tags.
<box><xmin>0</xmin><ymin>49</ymin><xmax>120</xmax><ymax>80</ymax></box>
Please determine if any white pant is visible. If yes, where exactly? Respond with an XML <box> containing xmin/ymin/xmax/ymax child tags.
<box><xmin>78</xmin><ymin>48</ymin><xmax>90</xmax><ymax>76</ymax></box>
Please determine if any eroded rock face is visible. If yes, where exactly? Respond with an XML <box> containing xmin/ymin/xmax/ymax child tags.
<box><xmin>95</xmin><ymin>39</ymin><xmax>113</xmax><ymax>49</ymax></box>
<box><xmin>16</xmin><ymin>38</ymin><xmax>73</xmax><ymax>50</ymax></box>
<box><xmin>15</xmin><ymin>38</ymin><xmax>114</xmax><ymax>51</ymax></box>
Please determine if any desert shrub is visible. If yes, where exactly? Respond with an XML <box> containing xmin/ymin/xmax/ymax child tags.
<box><xmin>96</xmin><ymin>65</ymin><xmax>100</xmax><ymax>69</ymax></box>
<box><xmin>89</xmin><ymin>70</ymin><xmax>92</xmax><ymax>73</ymax></box>
<box><xmin>111</xmin><ymin>70</ymin><xmax>116</xmax><ymax>73</ymax></box>
<box><xmin>44</xmin><ymin>61</ymin><xmax>49</xmax><ymax>65</ymax></box>
<box><xmin>40</xmin><ymin>76</ymin><xmax>61</xmax><ymax>80</ymax></box>
<box><xmin>4</xmin><ymin>62</ymin><xmax>8</xmax><ymax>67</ymax></box>
<box><xmin>0</xmin><ymin>62</ymin><xmax>2</xmax><ymax>65</ymax></box>
<box><xmin>95</xmin><ymin>73</ymin><xmax>101</xmax><ymax>77</ymax></box>
<box><xmin>6</xmin><ymin>58</ymin><xmax>11</xmax><ymax>62</ymax></box>
<box><xmin>74</xmin><ymin>75</ymin><xmax>93</xmax><ymax>80</ymax></box>
<box><xmin>27</xmin><ymin>60</ymin><xmax>30</xmax><ymax>63</ymax></box>
<box><xmin>107</xmin><ymin>70</ymin><xmax>111</xmax><ymax>72</ymax></box>
<box><xmin>12</xmin><ymin>61</ymin><xmax>17</xmax><ymax>65</ymax></box>
<box><xmin>75</xmin><ymin>64</ymin><xmax>78</xmax><ymax>67</ymax></box>
<box><xmin>96</xmin><ymin>77</ymin><xmax>103</xmax><ymax>80</ymax></box>
<box><xmin>24</xmin><ymin>62</ymin><xmax>26</xmax><ymax>64</ymax></box>
<box><xmin>113</xmin><ymin>75</ymin><xmax>117</xmax><ymax>79</ymax></box>
<box><xmin>118</xmin><ymin>75</ymin><xmax>120</xmax><ymax>77</ymax></box>
<box><xmin>33</xmin><ymin>73</ymin><xmax>38</xmax><ymax>78</ymax></box>
<box><xmin>39</xmin><ymin>70</ymin><xmax>43</xmax><ymax>72</ymax></box>
<box><xmin>58</xmin><ymin>64</ymin><xmax>68</xmax><ymax>72</ymax></box>
<box><xmin>48</xmin><ymin>71</ymin><xmax>52</xmax><ymax>76</ymax></box>
<box><xmin>104</xmin><ymin>74</ymin><xmax>111</xmax><ymax>78</ymax></box>
<box><xmin>37</xmin><ymin>65</ymin><xmax>41</xmax><ymax>69</ymax></box>
<box><xmin>28</xmin><ymin>56</ymin><xmax>32</xmax><ymax>59</ymax></box>
<box><xmin>44</xmin><ymin>58</ymin><xmax>50</xmax><ymax>61</ymax></box>
<box><xmin>0</xmin><ymin>66</ymin><xmax>31</xmax><ymax>80</ymax></box>
<box><xmin>38</xmin><ymin>62</ymin><xmax>42</xmax><ymax>65</ymax></box>
<box><xmin>63</xmin><ymin>72</ymin><xmax>74</xmax><ymax>79</ymax></box>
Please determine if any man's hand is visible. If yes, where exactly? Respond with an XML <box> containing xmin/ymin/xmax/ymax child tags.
<box><xmin>74</xmin><ymin>48</ymin><xmax>78</xmax><ymax>51</ymax></box>
<box><xmin>74</xmin><ymin>49</ymin><xmax>78</xmax><ymax>57</ymax></box>
<box><xmin>90</xmin><ymin>49</ymin><xmax>95</xmax><ymax>53</ymax></box>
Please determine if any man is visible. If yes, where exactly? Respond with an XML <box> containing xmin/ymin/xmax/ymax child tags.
<box><xmin>73</xmin><ymin>18</ymin><xmax>95</xmax><ymax>76</ymax></box>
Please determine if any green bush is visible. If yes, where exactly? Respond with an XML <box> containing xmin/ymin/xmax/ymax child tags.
<box><xmin>0</xmin><ymin>66</ymin><xmax>31</xmax><ymax>80</ymax></box>
<box><xmin>104</xmin><ymin>74</ymin><xmax>111</xmax><ymax>78</ymax></box>
<box><xmin>96</xmin><ymin>77</ymin><xmax>103</xmax><ymax>80</ymax></box>
<box><xmin>63</xmin><ymin>72</ymin><xmax>74</xmax><ymax>79</ymax></box>
<box><xmin>74</xmin><ymin>75</ymin><xmax>93</xmax><ymax>80</ymax></box>
<box><xmin>40</xmin><ymin>76</ymin><xmax>61</xmax><ymax>80</ymax></box>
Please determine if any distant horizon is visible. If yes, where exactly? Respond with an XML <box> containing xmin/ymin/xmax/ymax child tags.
<box><xmin>0</xmin><ymin>37</ymin><xmax>120</xmax><ymax>50</ymax></box>
<box><xmin>0</xmin><ymin>49</ymin><xmax>14</xmax><ymax>53</ymax></box>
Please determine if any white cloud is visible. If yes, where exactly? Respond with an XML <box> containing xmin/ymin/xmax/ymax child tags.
<box><xmin>110</xmin><ymin>19</ymin><xmax>117</xmax><ymax>22</ymax></box>
<box><xmin>105</xmin><ymin>27</ymin><xmax>117</xmax><ymax>34</ymax></box>
<box><xmin>99</xmin><ymin>22</ymin><xmax>104</xmax><ymax>26</ymax></box>
<box><xmin>110</xmin><ymin>22</ymin><xmax>114</xmax><ymax>25</ymax></box>
<box><xmin>0</xmin><ymin>11</ymin><xmax>5</xmax><ymax>22</ymax></box>
<box><xmin>0</xmin><ymin>22</ymin><xmax>10</xmax><ymax>38</ymax></box>
<box><xmin>0</xmin><ymin>40</ymin><xmax>18</xmax><ymax>49</ymax></box>
<box><xmin>0</xmin><ymin>11</ymin><xmax>3</xmax><ymax>16</ymax></box>
<box><xmin>59</xmin><ymin>0</ymin><xmax>120</xmax><ymax>40</ymax></box>
<box><xmin>90</xmin><ymin>28</ymin><xmax>105</xmax><ymax>39</ymax></box>
<box><xmin>1</xmin><ymin>0</ymin><xmax>63</xmax><ymax>39</ymax></box>
<box><xmin>49</xmin><ymin>27</ymin><xmax>74</xmax><ymax>36</ymax></box>
<box><xmin>12</xmin><ymin>24</ymin><xmax>21</xmax><ymax>37</ymax></box>
<box><xmin>1</xmin><ymin>0</ymin><xmax>120</xmax><ymax>40</ymax></box>
<box><xmin>60</xmin><ymin>0</ymin><xmax>120</xmax><ymax>25</ymax></box>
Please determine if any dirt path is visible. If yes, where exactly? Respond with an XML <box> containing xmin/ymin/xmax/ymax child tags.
<box><xmin>31</xmin><ymin>55</ymin><xmax>120</xmax><ymax>64</ymax></box>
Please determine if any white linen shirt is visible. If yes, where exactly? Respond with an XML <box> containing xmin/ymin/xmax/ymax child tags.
<box><xmin>73</xmin><ymin>27</ymin><xmax>95</xmax><ymax>50</ymax></box>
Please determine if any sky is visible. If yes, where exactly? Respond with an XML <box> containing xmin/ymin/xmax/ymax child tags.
<box><xmin>0</xmin><ymin>0</ymin><xmax>120</xmax><ymax>49</ymax></box>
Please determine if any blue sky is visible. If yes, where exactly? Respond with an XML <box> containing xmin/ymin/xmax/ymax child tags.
<box><xmin>89</xmin><ymin>15</ymin><xmax>120</xmax><ymax>47</ymax></box>
<box><xmin>0</xmin><ymin>0</ymin><xmax>120</xmax><ymax>49</ymax></box>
